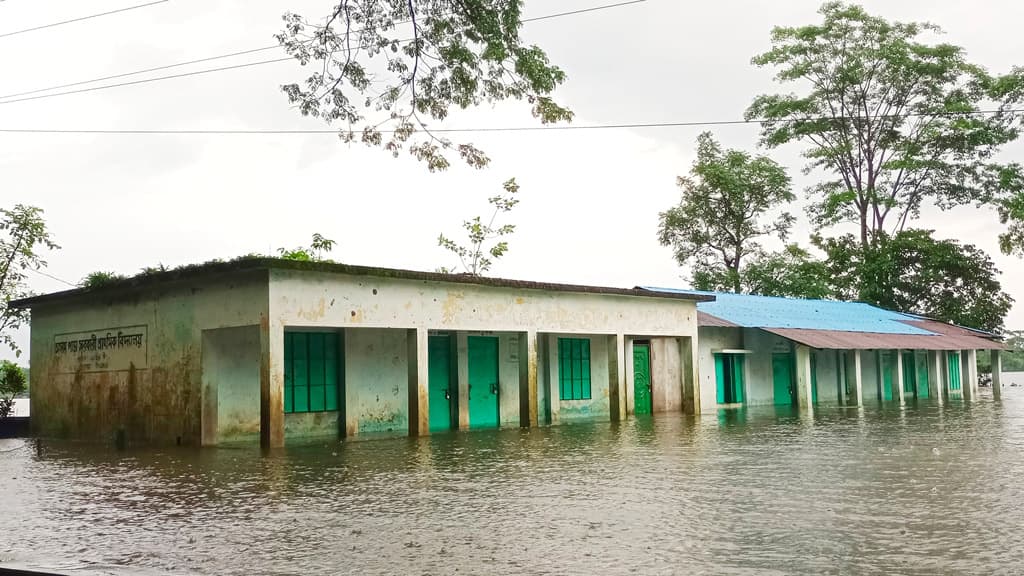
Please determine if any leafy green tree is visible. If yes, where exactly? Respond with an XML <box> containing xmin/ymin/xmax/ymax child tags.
<box><xmin>0</xmin><ymin>360</ymin><xmax>26</xmax><ymax>419</ymax></box>
<box><xmin>438</xmin><ymin>178</ymin><xmax>519</xmax><ymax>275</ymax></box>
<box><xmin>690</xmin><ymin>245</ymin><xmax>830</xmax><ymax>299</ymax></box>
<box><xmin>658</xmin><ymin>132</ymin><xmax>794</xmax><ymax>293</ymax></box>
<box><xmin>278</xmin><ymin>233</ymin><xmax>337</xmax><ymax>262</ymax></box>
<box><xmin>818</xmin><ymin>229</ymin><xmax>1013</xmax><ymax>332</ymax></box>
<box><xmin>275</xmin><ymin>1</ymin><xmax>572</xmax><ymax>171</ymax></box>
<box><xmin>1</xmin><ymin>205</ymin><xmax>59</xmax><ymax>357</ymax></box>
<box><xmin>747</xmin><ymin>2</ymin><xmax>1023</xmax><ymax>249</ymax></box>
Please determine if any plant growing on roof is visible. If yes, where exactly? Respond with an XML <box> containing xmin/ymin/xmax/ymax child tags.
<box><xmin>0</xmin><ymin>361</ymin><xmax>26</xmax><ymax>419</ymax></box>
<box><xmin>438</xmin><ymin>177</ymin><xmax>519</xmax><ymax>275</ymax></box>
<box><xmin>275</xmin><ymin>0</ymin><xmax>573</xmax><ymax>172</ymax></box>
<box><xmin>0</xmin><ymin>205</ymin><xmax>59</xmax><ymax>357</ymax></box>
<box><xmin>747</xmin><ymin>2</ymin><xmax>1024</xmax><ymax>251</ymax></box>
<box><xmin>658</xmin><ymin>132</ymin><xmax>795</xmax><ymax>294</ymax></box>
<box><xmin>278</xmin><ymin>233</ymin><xmax>338</xmax><ymax>262</ymax></box>
<box><xmin>80</xmin><ymin>271</ymin><xmax>127</xmax><ymax>288</ymax></box>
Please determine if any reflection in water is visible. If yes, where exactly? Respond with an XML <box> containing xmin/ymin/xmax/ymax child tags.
<box><xmin>2</xmin><ymin>389</ymin><xmax>1024</xmax><ymax>575</ymax></box>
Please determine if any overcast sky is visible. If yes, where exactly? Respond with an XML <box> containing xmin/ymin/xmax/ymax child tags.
<box><xmin>3</xmin><ymin>0</ymin><xmax>1024</xmax><ymax>362</ymax></box>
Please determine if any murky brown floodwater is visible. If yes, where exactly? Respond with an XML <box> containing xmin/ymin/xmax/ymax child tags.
<box><xmin>3</xmin><ymin>388</ymin><xmax>1024</xmax><ymax>575</ymax></box>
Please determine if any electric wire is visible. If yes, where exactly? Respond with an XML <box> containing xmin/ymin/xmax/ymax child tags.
<box><xmin>0</xmin><ymin>0</ymin><xmax>647</xmax><ymax>103</ymax></box>
<box><xmin>0</xmin><ymin>108</ymin><xmax>1020</xmax><ymax>135</ymax></box>
<box><xmin>0</xmin><ymin>0</ymin><xmax>169</xmax><ymax>39</ymax></box>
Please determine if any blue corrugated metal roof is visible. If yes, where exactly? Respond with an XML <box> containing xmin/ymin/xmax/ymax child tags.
<box><xmin>637</xmin><ymin>288</ymin><xmax>936</xmax><ymax>335</ymax></box>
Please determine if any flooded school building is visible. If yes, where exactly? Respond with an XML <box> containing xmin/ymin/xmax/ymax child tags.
<box><xmin>11</xmin><ymin>260</ymin><xmax>1005</xmax><ymax>447</ymax></box>
<box><xmin>10</xmin><ymin>259</ymin><xmax>710</xmax><ymax>447</ymax></box>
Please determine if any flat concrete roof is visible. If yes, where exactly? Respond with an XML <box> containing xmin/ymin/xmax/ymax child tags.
<box><xmin>10</xmin><ymin>257</ymin><xmax>715</xmax><ymax>310</ymax></box>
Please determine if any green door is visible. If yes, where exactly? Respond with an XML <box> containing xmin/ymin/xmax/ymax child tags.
<box><xmin>428</xmin><ymin>334</ymin><xmax>454</xmax><ymax>432</ymax></box>
<box><xmin>902</xmin><ymin>351</ymin><xmax>916</xmax><ymax>397</ymax></box>
<box><xmin>916</xmin><ymin>353</ymin><xmax>930</xmax><ymax>399</ymax></box>
<box><xmin>810</xmin><ymin>352</ymin><xmax>819</xmax><ymax>404</ymax></box>
<box><xmin>880</xmin><ymin>352</ymin><xmax>894</xmax><ymax>401</ymax></box>
<box><xmin>715</xmin><ymin>354</ymin><xmax>745</xmax><ymax>405</ymax></box>
<box><xmin>948</xmin><ymin>352</ymin><xmax>962</xmax><ymax>391</ymax></box>
<box><xmin>467</xmin><ymin>336</ymin><xmax>500</xmax><ymax>428</ymax></box>
<box><xmin>772</xmin><ymin>353</ymin><xmax>794</xmax><ymax>405</ymax></box>
<box><xmin>633</xmin><ymin>343</ymin><xmax>652</xmax><ymax>415</ymax></box>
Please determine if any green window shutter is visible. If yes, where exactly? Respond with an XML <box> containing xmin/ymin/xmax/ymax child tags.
<box><xmin>284</xmin><ymin>332</ymin><xmax>294</xmax><ymax>413</ymax></box>
<box><xmin>293</xmin><ymin>333</ymin><xmax>309</xmax><ymax>412</ymax></box>
<box><xmin>324</xmin><ymin>332</ymin><xmax>339</xmax><ymax>411</ymax></box>
<box><xmin>715</xmin><ymin>354</ymin><xmax>725</xmax><ymax>404</ymax></box>
<box><xmin>583</xmin><ymin>340</ymin><xmax>593</xmax><ymax>400</ymax></box>
<box><xmin>733</xmin><ymin>355</ymin><xmax>745</xmax><ymax>403</ymax></box>
<box><xmin>558</xmin><ymin>339</ymin><xmax>569</xmax><ymax>400</ymax></box>
<box><xmin>308</xmin><ymin>333</ymin><xmax>326</xmax><ymax>411</ymax></box>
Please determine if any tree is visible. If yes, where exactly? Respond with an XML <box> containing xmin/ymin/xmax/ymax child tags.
<box><xmin>747</xmin><ymin>2</ymin><xmax>1023</xmax><ymax>249</ymax></box>
<box><xmin>658</xmin><ymin>132</ymin><xmax>794</xmax><ymax>293</ymax></box>
<box><xmin>1</xmin><ymin>205</ymin><xmax>59</xmax><ymax>357</ymax></box>
<box><xmin>818</xmin><ymin>229</ymin><xmax>1013</xmax><ymax>332</ymax></box>
<box><xmin>278</xmin><ymin>233</ymin><xmax>337</xmax><ymax>262</ymax></box>
<box><xmin>275</xmin><ymin>1</ymin><xmax>573</xmax><ymax>171</ymax></box>
<box><xmin>0</xmin><ymin>361</ymin><xmax>26</xmax><ymax>419</ymax></box>
<box><xmin>438</xmin><ymin>178</ymin><xmax>518</xmax><ymax>275</ymax></box>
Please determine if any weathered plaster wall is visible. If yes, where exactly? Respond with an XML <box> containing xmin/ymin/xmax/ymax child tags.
<box><xmin>543</xmin><ymin>334</ymin><xmax>611</xmax><ymax>424</ymax></box>
<box><xmin>650</xmin><ymin>338</ymin><xmax>683</xmax><ymax>413</ymax></box>
<box><xmin>696</xmin><ymin>327</ymin><xmax>744</xmax><ymax>410</ymax></box>
<box><xmin>28</xmin><ymin>271</ymin><xmax>267</xmax><ymax>445</ymax></box>
<box><xmin>741</xmin><ymin>328</ymin><xmax>789</xmax><ymax>406</ymax></box>
<box><xmin>201</xmin><ymin>325</ymin><xmax>260</xmax><ymax>444</ymax></box>
<box><xmin>344</xmin><ymin>328</ymin><xmax>408</xmax><ymax>436</ymax></box>
<box><xmin>268</xmin><ymin>269</ymin><xmax>698</xmax><ymax>336</ymax></box>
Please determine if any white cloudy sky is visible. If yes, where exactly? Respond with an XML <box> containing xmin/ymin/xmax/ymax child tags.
<box><xmin>3</xmin><ymin>0</ymin><xmax>1024</xmax><ymax>361</ymax></box>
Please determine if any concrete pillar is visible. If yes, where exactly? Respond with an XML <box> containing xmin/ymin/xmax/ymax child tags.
<box><xmin>259</xmin><ymin>316</ymin><xmax>285</xmax><ymax>449</ymax></box>
<box><xmin>850</xmin><ymin>350</ymin><xmax>864</xmax><ymax>406</ymax></box>
<box><xmin>518</xmin><ymin>330</ymin><xmax>539</xmax><ymax>427</ymax></box>
<box><xmin>927</xmin><ymin>350</ymin><xmax>944</xmax><ymax>404</ymax></box>
<box><xmin>456</xmin><ymin>332</ymin><xmax>470</xmax><ymax>430</ymax></box>
<box><xmin>960</xmin><ymin>350</ymin><xmax>974</xmax><ymax>401</ymax></box>
<box><xmin>794</xmin><ymin>344</ymin><xmax>814</xmax><ymax>410</ymax></box>
<box><xmin>967</xmin><ymin>349</ymin><xmax>978</xmax><ymax>399</ymax></box>
<box><xmin>624</xmin><ymin>337</ymin><xmax>635</xmax><ymax>415</ymax></box>
<box><xmin>894</xmin><ymin>349</ymin><xmax>906</xmax><ymax>404</ymax></box>
<box><xmin>680</xmin><ymin>336</ymin><xmax>700</xmax><ymax>415</ymax></box>
<box><xmin>546</xmin><ymin>334</ymin><xmax>560</xmax><ymax>425</ymax></box>
<box><xmin>407</xmin><ymin>327</ymin><xmax>429</xmax><ymax>436</ymax></box>
<box><xmin>608</xmin><ymin>334</ymin><xmax>627</xmax><ymax>422</ymax></box>
<box><xmin>836</xmin><ymin>350</ymin><xmax>846</xmax><ymax>406</ymax></box>
<box><xmin>992</xmin><ymin>349</ymin><xmax>1003</xmax><ymax>401</ymax></box>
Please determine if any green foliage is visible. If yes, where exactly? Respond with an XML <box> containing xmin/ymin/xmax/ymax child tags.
<box><xmin>978</xmin><ymin>332</ymin><xmax>1024</xmax><ymax>373</ymax></box>
<box><xmin>81</xmin><ymin>271</ymin><xmax>128</xmax><ymax>289</ymax></box>
<box><xmin>659</xmin><ymin>132</ymin><xmax>794</xmax><ymax>293</ymax></box>
<box><xmin>818</xmin><ymin>229</ymin><xmax>1013</xmax><ymax>332</ymax></box>
<box><xmin>276</xmin><ymin>1</ymin><xmax>573</xmax><ymax>171</ymax></box>
<box><xmin>438</xmin><ymin>178</ymin><xmax>519</xmax><ymax>275</ymax></box>
<box><xmin>747</xmin><ymin>2</ymin><xmax>1024</xmax><ymax>248</ymax></box>
<box><xmin>278</xmin><ymin>233</ymin><xmax>337</xmax><ymax>262</ymax></box>
<box><xmin>1</xmin><ymin>205</ymin><xmax>59</xmax><ymax>357</ymax></box>
<box><xmin>691</xmin><ymin>245</ymin><xmax>830</xmax><ymax>299</ymax></box>
<box><xmin>0</xmin><ymin>360</ymin><xmax>26</xmax><ymax>419</ymax></box>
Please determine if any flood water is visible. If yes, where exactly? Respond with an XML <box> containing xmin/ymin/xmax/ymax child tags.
<box><xmin>3</xmin><ymin>388</ymin><xmax>1024</xmax><ymax>575</ymax></box>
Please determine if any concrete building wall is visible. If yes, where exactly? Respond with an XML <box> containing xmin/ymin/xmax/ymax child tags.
<box><xmin>544</xmin><ymin>334</ymin><xmax>611</xmax><ymax>424</ymax></box>
<box><xmin>201</xmin><ymin>325</ymin><xmax>260</xmax><ymax>444</ymax></box>
<box><xmin>741</xmin><ymin>328</ymin><xmax>789</xmax><ymax>406</ymax></box>
<box><xmin>695</xmin><ymin>327</ymin><xmax>744</xmax><ymax>410</ymax></box>
<box><xmin>650</xmin><ymin>338</ymin><xmax>683</xmax><ymax>413</ymax></box>
<box><xmin>345</xmin><ymin>328</ymin><xmax>408</xmax><ymax>436</ymax></box>
<box><xmin>28</xmin><ymin>271</ymin><xmax>268</xmax><ymax>445</ymax></box>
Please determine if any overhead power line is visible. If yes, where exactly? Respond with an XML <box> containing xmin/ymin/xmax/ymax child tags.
<box><xmin>1</xmin><ymin>108</ymin><xmax>1020</xmax><ymax>136</ymax></box>
<box><xmin>0</xmin><ymin>0</ymin><xmax>169</xmax><ymax>39</ymax></box>
<box><xmin>28</xmin><ymin>268</ymin><xmax>77</xmax><ymax>287</ymax></box>
<box><xmin>0</xmin><ymin>0</ymin><xmax>647</xmax><ymax>103</ymax></box>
